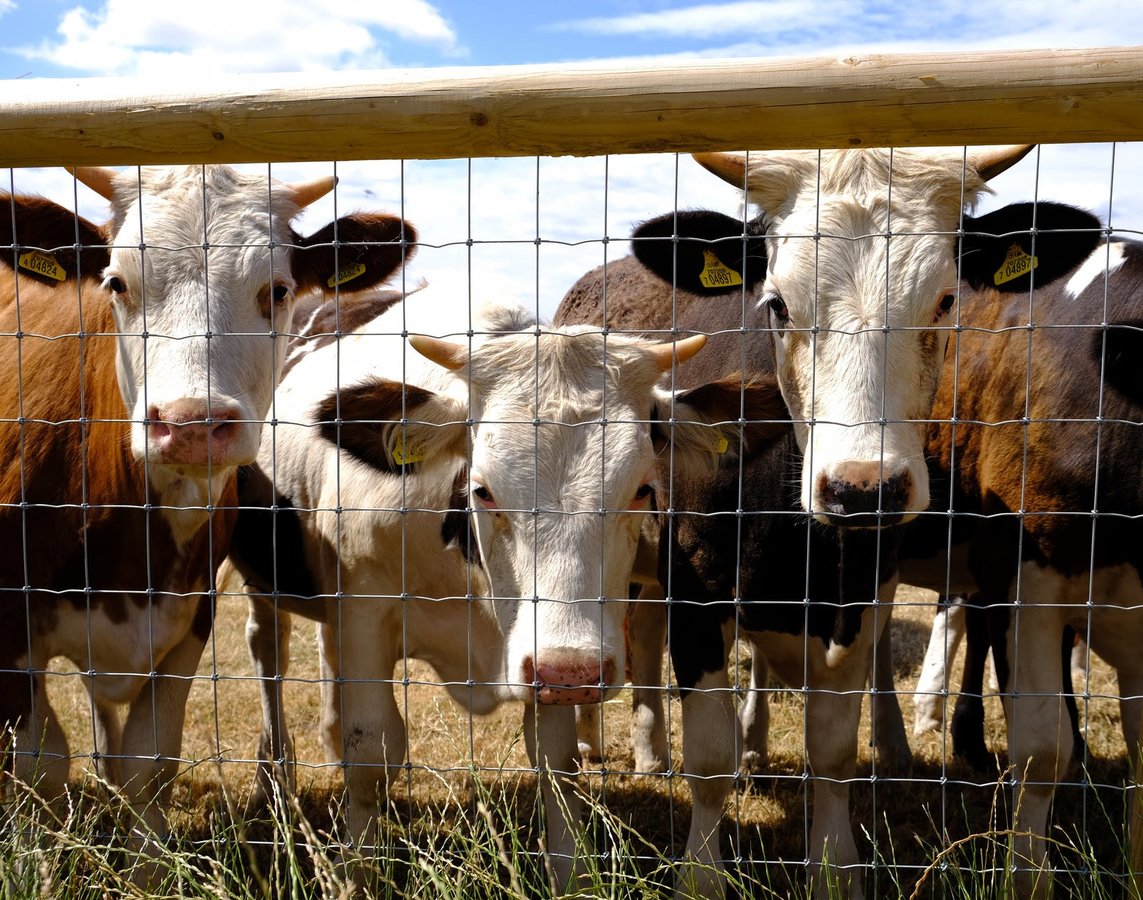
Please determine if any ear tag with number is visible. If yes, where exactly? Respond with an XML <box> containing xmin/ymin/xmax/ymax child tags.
<box><xmin>993</xmin><ymin>243</ymin><xmax>1039</xmax><ymax>286</ymax></box>
<box><xmin>18</xmin><ymin>250</ymin><xmax>66</xmax><ymax>281</ymax></box>
<box><xmin>328</xmin><ymin>262</ymin><xmax>367</xmax><ymax>288</ymax></box>
<box><xmin>699</xmin><ymin>249</ymin><xmax>743</xmax><ymax>290</ymax></box>
<box><xmin>392</xmin><ymin>435</ymin><xmax>425</xmax><ymax>466</ymax></box>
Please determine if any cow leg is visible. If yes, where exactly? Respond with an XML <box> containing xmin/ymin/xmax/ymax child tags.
<box><xmin>740</xmin><ymin>637</ymin><xmax>770</xmax><ymax>776</ymax></box>
<box><xmin>1061</xmin><ymin>626</ymin><xmax>1087</xmax><ymax>765</ymax></box>
<box><xmin>317</xmin><ymin>621</ymin><xmax>343</xmax><ymax>763</ymax></box>
<box><xmin>805</xmin><ymin>647</ymin><xmax>869</xmax><ymax>899</ymax></box>
<box><xmin>952</xmin><ymin>600</ymin><xmax>995</xmax><ymax>772</ymax></box>
<box><xmin>9</xmin><ymin>671</ymin><xmax>69</xmax><ymax>803</ymax></box>
<box><xmin>524</xmin><ymin>703</ymin><xmax>587</xmax><ymax>894</ymax></box>
<box><xmin>676</xmin><ymin>664</ymin><xmax>738</xmax><ymax>900</ymax></box>
<box><xmin>245</xmin><ymin>596</ymin><xmax>295</xmax><ymax>806</ymax></box>
<box><xmin>325</xmin><ymin>602</ymin><xmax>405</xmax><ymax>858</ymax></box>
<box><xmin>116</xmin><ymin>625</ymin><xmax>208</xmax><ymax>888</ymax></box>
<box><xmin>870</xmin><ymin>595</ymin><xmax>911</xmax><ymax>776</ymax></box>
<box><xmin>91</xmin><ymin>698</ymin><xmax>123</xmax><ymax>786</ymax></box>
<box><xmin>913</xmin><ymin>596</ymin><xmax>967</xmax><ymax>735</ymax></box>
<box><xmin>1003</xmin><ymin>595</ymin><xmax>1070</xmax><ymax>900</ymax></box>
<box><xmin>574</xmin><ymin>703</ymin><xmax>601</xmax><ymax>766</ymax></box>
<box><xmin>1118</xmin><ymin>666</ymin><xmax>1143</xmax><ymax>894</ymax></box>
<box><xmin>629</xmin><ymin>587</ymin><xmax>668</xmax><ymax>774</ymax></box>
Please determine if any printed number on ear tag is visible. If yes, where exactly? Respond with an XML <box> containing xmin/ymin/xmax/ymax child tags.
<box><xmin>392</xmin><ymin>435</ymin><xmax>425</xmax><ymax>466</ymax></box>
<box><xmin>699</xmin><ymin>250</ymin><xmax>743</xmax><ymax>290</ymax></box>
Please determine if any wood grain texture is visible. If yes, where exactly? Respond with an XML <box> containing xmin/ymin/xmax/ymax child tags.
<box><xmin>2</xmin><ymin>47</ymin><xmax>1142</xmax><ymax>166</ymax></box>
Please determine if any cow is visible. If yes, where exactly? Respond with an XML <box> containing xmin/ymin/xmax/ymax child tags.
<box><xmin>0</xmin><ymin>169</ymin><xmax>412</xmax><ymax>859</ymax></box>
<box><xmin>225</xmin><ymin>285</ymin><xmax>789</xmax><ymax>890</ymax></box>
<box><xmin>556</xmin><ymin>144</ymin><xmax>1103</xmax><ymax>898</ymax></box>
<box><xmin>893</xmin><ymin>218</ymin><xmax>1143</xmax><ymax>898</ymax></box>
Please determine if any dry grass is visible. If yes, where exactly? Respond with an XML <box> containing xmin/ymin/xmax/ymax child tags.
<box><xmin>35</xmin><ymin>582</ymin><xmax>1134</xmax><ymax>897</ymax></box>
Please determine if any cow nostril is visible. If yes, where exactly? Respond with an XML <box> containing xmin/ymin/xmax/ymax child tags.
<box><xmin>821</xmin><ymin>472</ymin><xmax>911</xmax><ymax>518</ymax></box>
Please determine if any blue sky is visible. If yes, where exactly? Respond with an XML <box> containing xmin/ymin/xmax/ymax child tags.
<box><xmin>3</xmin><ymin>1</ymin><xmax>1143</xmax><ymax>314</ymax></box>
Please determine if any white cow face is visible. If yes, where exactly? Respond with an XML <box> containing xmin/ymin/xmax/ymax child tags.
<box><xmin>695</xmin><ymin>146</ymin><xmax>1032</xmax><ymax>526</ymax></box>
<box><xmin>76</xmin><ymin>165</ymin><xmax>336</xmax><ymax>472</ymax></box>
<box><xmin>411</xmin><ymin>327</ymin><xmax>734</xmax><ymax>706</ymax></box>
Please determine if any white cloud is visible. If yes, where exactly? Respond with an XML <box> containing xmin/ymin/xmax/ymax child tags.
<box><xmin>0</xmin><ymin>1</ymin><xmax>14</xmax><ymax>16</ymax></box>
<box><xmin>13</xmin><ymin>0</ymin><xmax>460</xmax><ymax>76</ymax></box>
<box><xmin>552</xmin><ymin>0</ymin><xmax>1143</xmax><ymax>54</ymax></box>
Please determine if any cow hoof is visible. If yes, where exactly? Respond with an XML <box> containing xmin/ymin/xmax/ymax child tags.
<box><xmin>739</xmin><ymin>749</ymin><xmax>769</xmax><ymax>778</ymax></box>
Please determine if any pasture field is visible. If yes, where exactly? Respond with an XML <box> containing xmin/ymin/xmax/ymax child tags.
<box><xmin>9</xmin><ymin>583</ymin><xmax>1133</xmax><ymax>899</ymax></box>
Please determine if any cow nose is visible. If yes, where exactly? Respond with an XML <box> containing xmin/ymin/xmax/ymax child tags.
<box><xmin>147</xmin><ymin>398</ymin><xmax>243</xmax><ymax>465</ymax></box>
<box><xmin>522</xmin><ymin>656</ymin><xmax>617</xmax><ymax>705</ymax></box>
<box><xmin>817</xmin><ymin>463</ymin><xmax>911</xmax><ymax>527</ymax></box>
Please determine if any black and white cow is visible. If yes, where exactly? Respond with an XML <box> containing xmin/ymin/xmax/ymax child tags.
<box><xmin>557</xmin><ymin>144</ymin><xmax>1105</xmax><ymax>898</ymax></box>
<box><xmin>227</xmin><ymin>285</ymin><xmax>788</xmax><ymax>890</ymax></box>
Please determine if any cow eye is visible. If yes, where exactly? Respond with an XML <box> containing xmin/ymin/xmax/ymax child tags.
<box><xmin>272</xmin><ymin>283</ymin><xmax>291</xmax><ymax>304</ymax></box>
<box><xmin>767</xmin><ymin>294</ymin><xmax>789</xmax><ymax>323</ymax></box>
<box><xmin>106</xmin><ymin>275</ymin><xmax>127</xmax><ymax>295</ymax></box>
<box><xmin>634</xmin><ymin>483</ymin><xmax>654</xmax><ymax>501</ymax></box>
<box><xmin>472</xmin><ymin>484</ymin><xmax>496</xmax><ymax>506</ymax></box>
<box><xmin>934</xmin><ymin>293</ymin><xmax>956</xmax><ymax>322</ymax></box>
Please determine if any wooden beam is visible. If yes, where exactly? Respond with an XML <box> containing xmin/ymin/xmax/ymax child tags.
<box><xmin>2</xmin><ymin>47</ymin><xmax>1142</xmax><ymax>167</ymax></box>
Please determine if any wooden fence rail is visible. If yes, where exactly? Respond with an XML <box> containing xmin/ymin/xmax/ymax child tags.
<box><xmin>2</xmin><ymin>46</ymin><xmax>1143</xmax><ymax>167</ymax></box>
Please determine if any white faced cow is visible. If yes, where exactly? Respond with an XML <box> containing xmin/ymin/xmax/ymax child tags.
<box><xmin>560</xmin><ymin>145</ymin><xmax>1069</xmax><ymax>900</ymax></box>
<box><xmin>0</xmin><ymin>169</ymin><xmax>410</xmax><ymax>853</ymax></box>
<box><xmin>227</xmin><ymin>287</ymin><xmax>788</xmax><ymax>890</ymax></box>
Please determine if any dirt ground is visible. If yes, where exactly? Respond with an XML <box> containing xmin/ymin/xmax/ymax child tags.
<box><xmin>41</xmin><ymin>580</ymin><xmax>1133</xmax><ymax>895</ymax></box>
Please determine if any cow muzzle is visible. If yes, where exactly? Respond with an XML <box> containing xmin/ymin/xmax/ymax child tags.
<box><xmin>522</xmin><ymin>655</ymin><xmax>617</xmax><ymax>705</ymax></box>
<box><xmin>814</xmin><ymin>461</ymin><xmax>916</xmax><ymax>528</ymax></box>
<box><xmin>145</xmin><ymin>397</ymin><xmax>252</xmax><ymax>467</ymax></box>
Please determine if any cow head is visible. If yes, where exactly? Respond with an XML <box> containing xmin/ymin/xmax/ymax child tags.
<box><xmin>71</xmin><ymin>165</ymin><xmax>414</xmax><ymax>473</ymax></box>
<box><xmin>320</xmin><ymin>320</ymin><xmax>787</xmax><ymax>704</ymax></box>
<box><xmin>636</xmin><ymin>146</ymin><xmax>1102</xmax><ymax>527</ymax></box>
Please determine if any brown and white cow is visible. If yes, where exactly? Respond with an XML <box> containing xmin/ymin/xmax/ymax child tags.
<box><xmin>226</xmin><ymin>285</ymin><xmax>788</xmax><ymax>890</ymax></box>
<box><xmin>562</xmin><ymin>146</ymin><xmax>1102</xmax><ymax>899</ymax></box>
<box><xmin>0</xmin><ymin>170</ymin><xmax>411</xmax><ymax>851</ymax></box>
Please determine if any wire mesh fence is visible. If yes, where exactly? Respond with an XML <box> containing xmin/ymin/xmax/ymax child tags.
<box><xmin>3</xmin><ymin>132</ymin><xmax>1143</xmax><ymax>900</ymax></box>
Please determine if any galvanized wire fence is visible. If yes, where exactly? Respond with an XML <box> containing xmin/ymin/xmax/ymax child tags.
<box><xmin>3</xmin><ymin>127</ymin><xmax>1143</xmax><ymax>898</ymax></box>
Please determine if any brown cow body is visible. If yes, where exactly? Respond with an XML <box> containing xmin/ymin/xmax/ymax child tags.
<box><xmin>0</xmin><ymin>174</ymin><xmax>412</xmax><ymax>857</ymax></box>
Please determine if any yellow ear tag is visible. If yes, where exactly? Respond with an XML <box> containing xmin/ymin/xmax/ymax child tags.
<box><xmin>327</xmin><ymin>261</ymin><xmax>367</xmax><ymax>289</ymax></box>
<box><xmin>18</xmin><ymin>250</ymin><xmax>66</xmax><ymax>282</ymax></box>
<box><xmin>993</xmin><ymin>243</ymin><xmax>1038</xmax><ymax>286</ymax></box>
<box><xmin>715</xmin><ymin>434</ymin><xmax>730</xmax><ymax>454</ymax></box>
<box><xmin>391</xmin><ymin>435</ymin><xmax>425</xmax><ymax>466</ymax></box>
<box><xmin>698</xmin><ymin>249</ymin><xmax>743</xmax><ymax>290</ymax></box>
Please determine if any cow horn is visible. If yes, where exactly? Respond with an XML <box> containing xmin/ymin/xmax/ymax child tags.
<box><xmin>69</xmin><ymin>167</ymin><xmax>119</xmax><ymax>201</ymax></box>
<box><xmin>692</xmin><ymin>152</ymin><xmax>748</xmax><ymax>188</ymax></box>
<box><xmin>970</xmin><ymin>145</ymin><xmax>1035</xmax><ymax>181</ymax></box>
<box><xmin>285</xmin><ymin>175</ymin><xmax>338</xmax><ymax>209</ymax></box>
<box><xmin>409</xmin><ymin>334</ymin><xmax>469</xmax><ymax>371</ymax></box>
<box><xmin>648</xmin><ymin>333</ymin><xmax>707</xmax><ymax>372</ymax></box>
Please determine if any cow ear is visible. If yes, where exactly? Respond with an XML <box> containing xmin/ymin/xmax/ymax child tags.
<box><xmin>312</xmin><ymin>376</ymin><xmax>466</xmax><ymax>474</ymax></box>
<box><xmin>960</xmin><ymin>202</ymin><xmax>1103</xmax><ymax>293</ymax></box>
<box><xmin>651</xmin><ymin>374</ymin><xmax>789</xmax><ymax>471</ymax></box>
<box><xmin>293</xmin><ymin>213</ymin><xmax>418</xmax><ymax>296</ymax></box>
<box><xmin>631</xmin><ymin>209</ymin><xmax>767</xmax><ymax>297</ymax></box>
<box><xmin>0</xmin><ymin>193</ymin><xmax>109</xmax><ymax>284</ymax></box>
